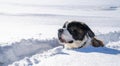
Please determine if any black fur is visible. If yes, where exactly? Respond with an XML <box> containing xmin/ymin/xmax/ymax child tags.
<box><xmin>66</xmin><ymin>21</ymin><xmax>95</xmax><ymax>40</ymax></box>
<box><xmin>63</xmin><ymin>22</ymin><xmax>68</xmax><ymax>28</ymax></box>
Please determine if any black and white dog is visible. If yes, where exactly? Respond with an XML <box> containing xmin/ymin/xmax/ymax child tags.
<box><xmin>58</xmin><ymin>21</ymin><xmax>104</xmax><ymax>49</ymax></box>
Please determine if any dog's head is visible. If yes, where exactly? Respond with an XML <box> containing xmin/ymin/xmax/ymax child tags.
<box><xmin>58</xmin><ymin>21</ymin><xmax>95</xmax><ymax>45</ymax></box>
<box><xmin>58</xmin><ymin>21</ymin><xmax>104</xmax><ymax>49</ymax></box>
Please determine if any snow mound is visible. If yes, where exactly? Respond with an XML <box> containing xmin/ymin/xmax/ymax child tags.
<box><xmin>7</xmin><ymin>31</ymin><xmax>120</xmax><ymax>66</ymax></box>
<box><xmin>97</xmin><ymin>31</ymin><xmax>120</xmax><ymax>44</ymax></box>
<box><xmin>106</xmin><ymin>41</ymin><xmax>120</xmax><ymax>50</ymax></box>
<box><xmin>8</xmin><ymin>46</ymin><xmax>64</xmax><ymax>66</ymax></box>
<box><xmin>35</xmin><ymin>46</ymin><xmax>120</xmax><ymax>66</ymax></box>
<box><xmin>0</xmin><ymin>38</ymin><xmax>60</xmax><ymax>66</ymax></box>
<box><xmin>9</xmin><ymin>45</ymin><xmax>120</xmax><ymax>66</ymax></box>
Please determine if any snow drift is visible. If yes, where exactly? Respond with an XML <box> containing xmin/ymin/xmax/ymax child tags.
<box><xmin>9</xmin><ymin>43</ymin><xmax>120</xmax><ymax>66</ymax></box>
<box><xmin>0</xmin><ymin>31</ymin><xmax>120</xmax><ymax>66</ymax></box>
<box><xmin>0</xmin><ymin>38</ymin><xmax>59</xmax><ymax>66</ymax></box>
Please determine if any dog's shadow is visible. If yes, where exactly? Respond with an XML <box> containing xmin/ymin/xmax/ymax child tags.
<box><xmin>74</xmin><ymin>46</ymin><xmax>120</xmax><ymax>55</ymax></box>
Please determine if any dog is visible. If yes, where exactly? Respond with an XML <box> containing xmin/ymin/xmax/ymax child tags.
<box><xmin>58</xmin><ymin>21</ymin><xmax>104</xmax><ymax>49</ymax></box>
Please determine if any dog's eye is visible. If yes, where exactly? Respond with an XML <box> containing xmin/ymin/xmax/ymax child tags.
<box><xmin>68</xmin><ymin>40</ymin><xmax>73</xmax><ymax>43</ymax></box>
<box><xmin>71</xmin><ymin>30</ymin><xmax>74</xmax><ymax>32</ymax></box>
<box><xmin>70</xmin><ymin>29</ymin><xmax>75</xmax><ymax>33</ymax></box>
<box><xmin>71</xmin><ymin>29</ymin><xmax>77</xmax><ymax>34</ymax></box>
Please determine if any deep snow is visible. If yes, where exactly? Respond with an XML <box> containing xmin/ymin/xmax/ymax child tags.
<box><xmin>1</xmin><ymin>31</ymin><xmax>119</xmax><ymax>66</ymax></box>
<box><xmin>8</xmin><ymin>43</ymin><xmax>120</xmax><ymax>66</ymax></box>
<box><xmin>34</xmin><ymin>46</ymin><xmax>120</xmax><ymax>66</ymax></box>
<box><xmin>0</xmin><ymin>0</ymin><xmax>120</xmax><ymax>66</ymax></box>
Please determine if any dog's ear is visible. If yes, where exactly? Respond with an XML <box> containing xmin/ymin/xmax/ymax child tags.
<box><xmin>82</xmin><ymin>23</ymin><xmax>95</xmax><ymax>38</ymax></box>
<box><xmin>63</xmin><ymin>21</ymin><xmax>69</xmax><ymax>28</ymax></box>
<box><xmin>91</xmin><ymin>38</ymin><xmax>104</xmax><ymax>47</ymax></box>
<box><xmin>82</xmin><ymin>23</ymin><xmax>104</xmax><ymax>47</ymax></box>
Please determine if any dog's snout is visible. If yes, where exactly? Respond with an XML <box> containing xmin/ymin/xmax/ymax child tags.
<box><xmin>58</xmin><ymin>29</ymin><xmax>64</xmax><ymax>33</ymax></box>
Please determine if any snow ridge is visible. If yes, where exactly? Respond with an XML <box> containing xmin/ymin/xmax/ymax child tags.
<box><xmin>0</xmin><ymin>38</ymin><xmax>60</xmax><ymax>66</ymax></box>
<box><xmin>9</xmin><ymin>46</ymin><xmax>120</xmax><ymax>66</ymax></box>
<box><xmin>6</xmin><ymin>31</ymin><xmax>120</xmax><ymax>66</ymax></box>
<box><xmin>8</xmin><ymin>46</ymin><xmax>64</xmax><ymax>66</ymax></box>
<box><xmin>97</xmin><ymin>31</ymin><xmax>120</xmax><ymax>44</ymax></box>
<box><xmin>0</xmin><ymin>32</ymin><xmax>120</xmax><ymax>66</ymax></box>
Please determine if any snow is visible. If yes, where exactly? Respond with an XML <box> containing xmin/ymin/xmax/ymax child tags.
<box><xmin>34</xmin><ymin>47</ymin><xmax>120</xmax><ymax>66</ymax></box>
<box><xmin>0</xmin><ymin>0</ymin><xmax>119</xmax><ymax>6</ymax></box>
<box><xmin>2</xmin><ymin>31</ymin><xmax>119</xmax><ymax>66</ymax></box>
<box><xmin>0</xmin><ymin>0</ymin><xmax>120</xmax><ymax>66</ymax></box>
<box><xmin>8</xmin><ymin>45</ymin><xmax>120</xmax><ymax>66</ymax></box>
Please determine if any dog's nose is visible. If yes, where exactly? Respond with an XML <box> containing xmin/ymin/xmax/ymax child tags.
<box><xmin>58</xmin><ymin>29</ymin><xmax>64</xmax><ymax>33</ymax></box>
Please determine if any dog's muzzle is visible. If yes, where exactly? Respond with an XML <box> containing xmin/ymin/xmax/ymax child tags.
<box><xmin>58</xmin><ymin>29</ymin><xmax>66</xmax><ymax>43</ymax></box>
<box><xmin>58</xmin><ymin>29</ymin><xmax>74</xmax><ymax>43</ymax></box>
<box><xmin>58</xmin><ymin>29</ymin><xmax>64</xmax><ymax>38</ymax></box>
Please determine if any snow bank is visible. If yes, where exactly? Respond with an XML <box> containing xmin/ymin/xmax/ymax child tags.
<box><xmin>0</xmin><ymin>38</ymin><xmax>60</xmax><ymax>66</ymax></box>
<box><xmin>34</xmin><ymin>46</ymin><xmax>120</xmax><ymax>66</ymax></box>
<box><xmin>4</xmin><ymin>31</ymin><xmax>120</xmax><ymax>66</ymax></box>
<box><xmin>9</xmin><ymin>45</ymin><xmax>120</xmax><ymax>66</ymax></box>
<box><xmin>97</xmin><ymin>31</ymin><xmax>120</xmax><ymax>44</ymax></box>
<box><xmin>106</xmin><ymin>41</ymin><xmax>120</xmax><ymax>50</ymax></box>
<box><xmin>8</xmin><ymin>46</ymin><xmax>64</xmax><ymax>66</ymax></box>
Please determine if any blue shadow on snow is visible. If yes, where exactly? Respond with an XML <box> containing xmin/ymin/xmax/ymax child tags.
<box><xmin>74</xmin><ymin>46</ymin><xmax>120</xmax><ymax>55</ymax></box>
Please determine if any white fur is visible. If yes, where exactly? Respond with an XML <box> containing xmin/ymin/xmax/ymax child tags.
<box><xmin>64</xmin><ymin>21</ymin><xmax>69</xmax><ymax>28</ymax></box>
<box><xmin>63</xmin><ymin>35</ymin><xmax>91</xmax><ymax>49</ymax></box>
<box><xmin>61</xmin><ymin>28</ymin><xmax>74</xmax><ymax>42</ymax></box>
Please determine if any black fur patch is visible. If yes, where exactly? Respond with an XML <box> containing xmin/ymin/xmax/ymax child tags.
<box><xmin>67</xmin><ymin>21</ymin><xmax>95</xmax><ymax>40</ymax></box>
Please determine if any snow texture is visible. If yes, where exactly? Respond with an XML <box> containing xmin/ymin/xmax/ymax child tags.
<box><xmin>0</xmin><ymin>0</ymin><xmax>120</xmax><ymax>66</ymax></box>
<box><xmin>0</xmin><ymin>38</ymin><xmax>60</xmax><ymax>66</ymax></box>
<box><xmin>0</xmin><ymin>31</ymin><xmax>118</xmax><ymax>66</ymax></box>
<box><xmin>9</xmin><ymin>44</ymin><xmax>120</xmax><ymax>66</ymax></box>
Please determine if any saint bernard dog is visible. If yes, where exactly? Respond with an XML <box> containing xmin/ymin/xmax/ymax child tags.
<box><xmin>58</xmin><ymin>21</ymin><xmax>104</xmax><ymax>49</ymax></box>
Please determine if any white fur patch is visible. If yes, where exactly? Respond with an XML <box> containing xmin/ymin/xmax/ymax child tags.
<box><xmin>61</xmin><ymin>28</ymin><xmax>74</xmax><ymax>42</ymax></box>
<box><xmin>64</xmin><ymin>35</ymin><xmax>91</xmax><ymax>49</ymax></box>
